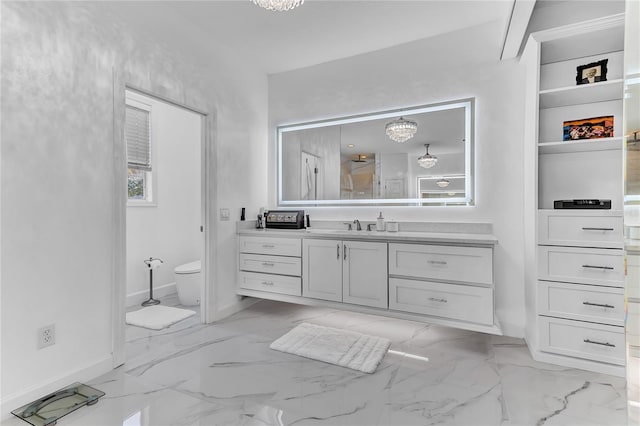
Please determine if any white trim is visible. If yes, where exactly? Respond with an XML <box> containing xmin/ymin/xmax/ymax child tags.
<box><xmin>500</xmin><ymin>0</ymin><xmax>537</xmax><ymax>60</ymax></box>
<box><xmin>125</xmin><ymin>282</ymin><xmax>177</xmax><ymax>307</ymax></box>
<box><xmin>530</xmin><ymin>13</ymin><xmax>625</xmax><ymax>44</ymax></box>
<box><xmin>0</xmin><ymin>355</ymin><xmax>113</xmax><ymax>420</ymax></box>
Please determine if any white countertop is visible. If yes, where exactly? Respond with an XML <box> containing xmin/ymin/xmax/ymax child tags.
<box><xmin>238</xmin><ymin>228</ymin><xmax>498</xmax><ymax>246</ymax></box>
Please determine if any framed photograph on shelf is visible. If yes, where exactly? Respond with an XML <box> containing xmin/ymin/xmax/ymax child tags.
<box><xmin>563</xmin><ymin>116</ymin><xmax>614</xmax><ymax>141</ymax></box>
<box><xmin>576</xmin><ymin>59</ymin><xmax>608</xmax><ymax>85</ymax></box>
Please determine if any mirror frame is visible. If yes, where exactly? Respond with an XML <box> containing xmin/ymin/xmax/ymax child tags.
<box><xmin>277</xmin><ymin>98</ymin><xmax>474</xmax><ymax>207</ymax></box>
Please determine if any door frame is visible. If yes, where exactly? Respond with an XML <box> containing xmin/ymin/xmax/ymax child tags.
<box><xmin>111</xmin><ymin>72</ymin><xmax>218</xmax><ymax>367</ymax></box>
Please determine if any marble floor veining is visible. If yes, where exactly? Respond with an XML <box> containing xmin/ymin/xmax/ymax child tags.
<box><xmin>4</xmin><ymin>296</ymin><xmax>635</xmax><ymax>425</ymax></box>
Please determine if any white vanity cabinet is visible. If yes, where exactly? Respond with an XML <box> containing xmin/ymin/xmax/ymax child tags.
<box><xmin>388</xmin><ymin>243</ymin><xmax>494</xmax><ymax>326</ymax></box>
<box><xmin>238</xmin><ymin>235</ymin><xmax>302</xmax><ymax>296</ymax></box>
<box><xmin>236</xmin><ymin>228</ymin><xmax>499</xmax><ymax>334</ymax></box>
<box><xmin>302</xmin><ymin>239</ymin><xmax>388</xmax><ymax>308</ymax></box>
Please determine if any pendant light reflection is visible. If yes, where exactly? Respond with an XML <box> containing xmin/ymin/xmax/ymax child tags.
<box><xmin>417</xmin><ymin>144</ymin><xmax>438</xmax><ymax>169</ymax></box>
<box><xmin>252</xmin><ymin>0</ymin><xmax>304</xmax><ymax>11</ymax></box>
<box><xmin>436</xmin><ymin>178</ymin><xmax>450</xmax><ymax>188</ymax></box>
<box><xmin>385</xmin><ymin>117</ymin><xmax>418</xmax><ymax>143</ymax></box>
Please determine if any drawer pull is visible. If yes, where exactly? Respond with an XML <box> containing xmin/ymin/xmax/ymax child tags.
<box><xmin>582</xmin><ymin>301</ymin><xmax>615</xmax><ymax>309</ymax></box>
<box><xmin>583</xmin><ymin>339</ymin><xmax>615</xmax><ymax>348</ymax></box>
<box><xmin>427</xmin><ymin>260</ymin><xmax>447</xmax><ymax>265</ymax></box>
<box><xmin>262</xmin><ymin>244</ymin><xmax>275</xmax><ymax>248</ymax></box>
<box><xmin>428</xmin><ymin>297</ymin><xmax>448</xmax><ymax>303</ymax></box>
<box><xmin>337</xmin><ymin>243</ymin><xmax>340</xmax><ymax>259</ymax></box>
<box><xmin>581</xmin><ymin>265</ymin><xmax>614</xmax><ymax>270</ymax></box>
<box><xmin>261</xmin><ymin>262</ymin><xmax>275</xmax><ymax>267</ymax></box>
<box><xmin>581</xmin><ymin>227</ymin><xmax>614</xmax><ymax>231</ymax></box>
<box><xmin>261</xmin><ymin>281</ymin><xmax>274</xmax><ymax>286</ymax></box>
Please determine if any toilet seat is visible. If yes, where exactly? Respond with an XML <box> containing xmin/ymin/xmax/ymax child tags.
<box><xmin>174</xmin><ymin>260</ymin><xmax>201</xmax><ymax>274</ymax></box>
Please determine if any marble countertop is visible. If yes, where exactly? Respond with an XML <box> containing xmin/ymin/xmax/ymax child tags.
<box><xmin>237</xmin><ymin>227</ymin><xmax>498</xmax><ymax>246</ymax></box>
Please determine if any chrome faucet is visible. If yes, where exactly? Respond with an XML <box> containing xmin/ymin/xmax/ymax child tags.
<box><xmin>343</xmin><ymin>222</ymin><xmax>353</xmax><ymax>231</ymax></box>
<box><xmin>353</xmin><ymin>219</ymin><xmax>362</xmax><ymax>231</ymax></box>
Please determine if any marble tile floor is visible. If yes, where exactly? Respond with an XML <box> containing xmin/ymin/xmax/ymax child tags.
<box><xmin>4</xmin><ymin>296</ymin><xmax>636</xmax><ymax>426</ymax></box>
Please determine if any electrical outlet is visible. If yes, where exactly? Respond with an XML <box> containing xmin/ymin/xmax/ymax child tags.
<box><xmin>38</xmin><ymin>324</ymin><xmax>56</xmax><ymax>349</ymax></box>
<box><xmin>220</xmin><ymin>208</ymin><xmax>230</xmax><ymax>221</ymax></box>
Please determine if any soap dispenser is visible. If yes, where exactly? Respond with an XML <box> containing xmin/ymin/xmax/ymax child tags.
<box><xmin>376</xmin><ymin>212</ymin><xmax>385</xmax><ymax>232</ymax></box>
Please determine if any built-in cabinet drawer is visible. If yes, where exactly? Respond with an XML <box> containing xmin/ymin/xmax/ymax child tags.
<box><xmin>238</xmin><ymin>271</ymin><xmax>301</xmax><ymax>296</ymax></box>
<box><xmin>239</xmin><ymin>236</ymin><xmax>301</xmax><ymax>257</ymax></box>
<box><xmin>538</xmin><ymin>316</ymin><xmax>625</xmax><ymax>365</ymax></box>
<box><xmin>389</xmin><ymin>243</ymin><xmax>493</xmax><ymax>285</ymax></box>
<box><xmin>538</xmin><ymin>246</ymin><xmax>624</xmax><ymax>287</ymax></box>
<box><xmin>538</xmin><ymin>211</ymin><xmax>623</xmax><ymax>248</ymax></box>
<box><xmin>239</xmin><ymin>253</ymin><xmax>301</xmax><ymax>276</ymax></box>
<box><xmin>389</xmin><ymin>278</ymin><xmax>493</xmax><ymax>325</ymax></box>
<box><xmin>537</xmin><ymin>280</ymin><xmax>624</xmax><ymax>326</ymax></box>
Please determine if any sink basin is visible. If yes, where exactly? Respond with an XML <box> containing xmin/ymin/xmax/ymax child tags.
<box><xmin>305</xmin><ymin>229</ymin><xmax>377</xmax><ymax>235</ymax></box>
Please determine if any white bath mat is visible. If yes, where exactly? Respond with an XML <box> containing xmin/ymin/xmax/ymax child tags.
<box><xmin>126</xmin><ymin>305</ymin><xmax>195</xmax><ymax>330</ymax></box>
<box><xmin>270</xmin><ymin>322</ymin><xmax>391</xmax><ymax>374</ymax></box>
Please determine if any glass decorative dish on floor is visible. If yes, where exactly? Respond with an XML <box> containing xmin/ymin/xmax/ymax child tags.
<box><xmin>11</xmin><ymin>382</ymin><xmax>105</xmax><ymax>426</ymax></box>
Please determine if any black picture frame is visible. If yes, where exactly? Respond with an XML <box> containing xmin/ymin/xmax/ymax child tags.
<box><xmin>576</xmin><ymin>59</ymin><xmax>608</xmax><ymax>85</ymax></box>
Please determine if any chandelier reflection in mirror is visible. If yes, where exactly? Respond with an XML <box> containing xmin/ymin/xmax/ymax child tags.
<box><xmin>436</xmin><ymin>178</ymin><xmax>450</xmax><ymax>188</ymax></box>
<box><xmin>417</xmin><ymin>144</ymin><xmax>438</xmax><ymax>168</ymax></box>
<box><xmin>252</xmin><ymin>0</ymin><xmax>303</xmax><ymax>11</ymax></box>
<box><xmin>385</xmin><ymin>117</ymin><xmax>418</xmax><ymax>143</ymax></box>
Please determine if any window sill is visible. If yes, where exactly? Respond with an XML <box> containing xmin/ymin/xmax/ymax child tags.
<box><xmin>127</xmin><ymin>201</ymin><xmax>157</xmax><ymax>208</ymax></box>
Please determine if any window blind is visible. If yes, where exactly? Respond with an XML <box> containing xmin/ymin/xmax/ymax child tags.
<box><xmin>125</xmin><ymin>105</ymin><xmax>151</xmax><ymax>171</ymax></box>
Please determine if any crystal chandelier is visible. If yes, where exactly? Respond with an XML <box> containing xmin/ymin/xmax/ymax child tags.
<box><xmin>436</xmin><ymin>178</ymin><xmax>450</xmax><ymax>188</ymax></box>
<box><xmin>385</xmin><ymin>117</ymin><xmax>418</xmax><ymax>143</ymax></box>
<box><xmin>417</xmin><ymin>144</ymin><xmax>438</xmax><ymax>168</ymax></box>
<box><xmin>252</xmin><ymin>0</ymin><xmax>304</xmax><ymax>11</ymax></box>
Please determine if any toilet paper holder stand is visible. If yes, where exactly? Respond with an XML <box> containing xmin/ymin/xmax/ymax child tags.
<box><xmin>142</xmin><ymin>257</ymin><xmax>164</xmax><ymax>307</ymax></box>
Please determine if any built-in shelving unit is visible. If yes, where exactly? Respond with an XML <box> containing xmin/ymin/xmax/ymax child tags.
<box><xmin>523</xmin><ymin>14</ymin><xmax>626</xmax><ymax>377</ymax></box>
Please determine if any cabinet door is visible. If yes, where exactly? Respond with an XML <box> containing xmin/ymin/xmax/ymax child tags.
<box><xmin>343</xmin><ymin>241</ymin><xmax>388</xmax><ymax>308</ymax></box>
<box><xmin>303</xmin><ymin>239</ymin><xmax>343</xmax><ymax>302</ymax></box>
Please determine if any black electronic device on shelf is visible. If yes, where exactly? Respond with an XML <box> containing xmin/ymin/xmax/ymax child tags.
<box><xmin>265</xmin><ymin>210</ymin><xmax>305</xmax><ymax>229</ymax></box>
<box><xmin>553</xmin><ymin>199</ymin><xmax>611</xmax><ymax>209</ymax></box>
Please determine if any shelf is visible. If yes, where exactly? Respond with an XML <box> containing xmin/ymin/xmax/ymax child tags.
<box><xmin>539</xmin><ymin>79</ymin><xmax>623</xmax><ymax>109</ymax></box>
<box><xmin>538</xmin><ymin>137</ymin><xmax>622</xmax><ymax>154</ymax></box>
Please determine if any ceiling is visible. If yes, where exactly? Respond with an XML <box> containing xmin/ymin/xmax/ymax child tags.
<box><xmin>99</xmin><ymin>0</ymin><xmax>515</xmax><ymax>75</ymax></box>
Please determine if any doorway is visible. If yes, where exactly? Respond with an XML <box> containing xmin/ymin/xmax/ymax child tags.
<box><xmin>115</xmin><ymin>88</ymin><xmax>208</xmax><ymax>365</ymax></box>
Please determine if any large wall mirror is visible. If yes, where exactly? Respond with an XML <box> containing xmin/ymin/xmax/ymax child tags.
<box><xmin>277</xmin><ymin>98</ymin><xmax>474</xmax><ymax>206</ymax></box>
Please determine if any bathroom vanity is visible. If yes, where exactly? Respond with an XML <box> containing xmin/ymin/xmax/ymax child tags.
<box><xmin>236</xmin><ymin>223</ymin><xmax>500</xmax><ymax>335</ymax></box>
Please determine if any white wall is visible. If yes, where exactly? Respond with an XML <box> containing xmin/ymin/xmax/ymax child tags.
<box><xmin>126</xmin><ymin>92</ymin><xmax>201</xmax><ymax>303</ymax></box>
<box><xmin>1</xmin><ymin>1</ymin><xmax>268</xmax><ymax>416</ymax></box>
<box><xmin>268</xmin><ymin>21</ymin><xmax>526</xmax><ymax>336</ymax></box>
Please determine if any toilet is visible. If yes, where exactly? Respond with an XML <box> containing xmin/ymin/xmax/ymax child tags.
<box><xmin>174</xmin><ymin>260</ymin><xmax>201</xmax><ymax>306</ymax></box>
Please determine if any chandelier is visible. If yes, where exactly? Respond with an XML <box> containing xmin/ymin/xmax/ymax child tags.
<box><xmin>252</xmin><ymin>0</ymin><xmax>304</xmax><ymax>11</ymax></box>
<box><xmin>385</xmin><ymin>117</ymin><xmax>418</xmax><ymax>143</ymax></box>
<box><xmin>417</xmin><ymin>144</ymin><xmax>438</xmax><ymax>168</ymax></box>
<box><xmin>436</xmin><ymin>178</ymin><xmax>450</xmax><ymax>188</ymax></box>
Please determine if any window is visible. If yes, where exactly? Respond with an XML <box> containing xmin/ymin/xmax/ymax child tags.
<box><xmin>125</xmin><ymin>95</ymin><xmax>154</xmax><ymax>204</ymax></box>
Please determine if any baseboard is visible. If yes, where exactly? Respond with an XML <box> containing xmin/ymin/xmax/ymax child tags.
<box><xmin>210</xmin><ymin>296</ymin><xmax>260</xmax><ymax>322</ymax></box>
<box><xmin>126</xmin><ymin>282</ymin><xmax>176</xmax><ymax>307</ymax></box>
<box><xmin>0</xmin><ymin>354</ymin><xmax>113</xmax><ymax>420</ymax></box>
<box><xmin>529</xmin><ymin>348</ymin><xmax>625</xmax><ymax>377</ymax></box>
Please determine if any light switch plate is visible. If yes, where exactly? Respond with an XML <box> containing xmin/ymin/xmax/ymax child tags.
<box><xmin>220</xmin><ymin>208</ymin><xmax>230</xmax><ymax>221</ymax></box>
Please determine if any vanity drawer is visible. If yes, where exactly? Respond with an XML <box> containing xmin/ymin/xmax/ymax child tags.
<box><xmin>238</xmin><ymin>271</ymin><xmax>301</xmax><ymax>296</ymax></box>
<box><xmin>389</xmin><ymin>243</ymin><xmax>493</xmax><ymax>285</ymax></box>
<box><xmin>537</xmin><ymin>280</ymin><xmax>624</xmax><ymax>326</ymax></box>
<box><xmin>389</xmin><ymin>278</ymin><xmax>493</xmax><ymax>325</ymax></box>
<box><xmin>239</xmin><ymin>236</ymin><xmax>301</xmax><ymax>257</ymax></box>
<box><xmin>538</xmin><ymin>211</ymin><xmax>623</xmax><ymax>249</ymax></box>
<box><xmin>538</xmin><ymin>316</ymin><xmax>625</xmax><ymax>365</ymax></box>
<box><xmin>239</xmin><ymin>253</ymin><xmax>301</xmax><ymax>276</ymax></box>
<box><xmin>538</xmin><ymin>246</ymin><xmax>624</xmax><ymax>287</ymax></box>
